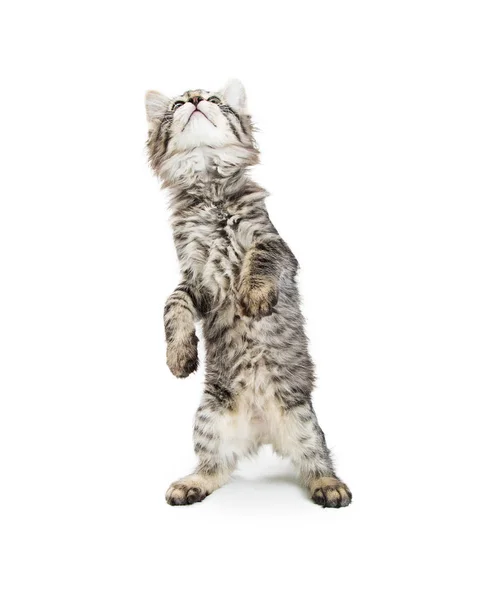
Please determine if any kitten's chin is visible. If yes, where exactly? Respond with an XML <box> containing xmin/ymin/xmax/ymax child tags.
<box><xmin>171</xmin><ymin>116</ymin><xmax>235</xmax><ymax>151</ymax></box>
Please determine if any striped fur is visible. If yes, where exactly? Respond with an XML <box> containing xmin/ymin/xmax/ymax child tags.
<box><xmin>146</xmin><ymin>80</ymin><xmax>351</xmax><ymax>508</ymax></box>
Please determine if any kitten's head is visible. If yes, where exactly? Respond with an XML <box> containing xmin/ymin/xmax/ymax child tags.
<box><xmin>145</xmin><ymin>80</ymin><xmax>258</xmax><ymax>181</ymax></box>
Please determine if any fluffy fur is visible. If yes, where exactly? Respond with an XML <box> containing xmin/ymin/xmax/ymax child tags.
<box><xmin>146</xmin><ymin>80</ymin><xmax>351</xmax><ymax>508</ymax></box>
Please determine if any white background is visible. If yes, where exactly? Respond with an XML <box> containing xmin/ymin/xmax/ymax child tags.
<box><xmin>1</xmin><ymin>1</ymin><xmax>478</xmax><ymax>598</ymax></box>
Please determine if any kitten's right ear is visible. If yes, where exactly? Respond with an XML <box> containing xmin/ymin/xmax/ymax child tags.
<box><xmin>145</xmin><ymin>90</ymin><xmax>169</xmax><ymax>123</ymax></box>
<box><xmin>222</xmin><ymin>79</ymin><xmax>247</xmax><ymax>113</ymax></box>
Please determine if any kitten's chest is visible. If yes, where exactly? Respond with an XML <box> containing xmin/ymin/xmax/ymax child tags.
<box><xmin>173</xmin><ymin>204</ymin><xmax>244</xmax><ymax>298</ymax></box>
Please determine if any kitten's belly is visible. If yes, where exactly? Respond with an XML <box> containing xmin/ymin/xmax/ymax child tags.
<box><xmin>225</xmin><ymin>355</ymin><xmax>277</xmax><ymax>446</ymax></box>
<box><xmin>204</xmin><ymin>306</ymin><xmax>286</xmax><ymax>446</ymax></box>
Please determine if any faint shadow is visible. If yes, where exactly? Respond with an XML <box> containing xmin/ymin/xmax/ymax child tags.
<box><xmin>230</xmin><ymin>472</ymin><xmax>311</xmax><ymax>500</ymax></box>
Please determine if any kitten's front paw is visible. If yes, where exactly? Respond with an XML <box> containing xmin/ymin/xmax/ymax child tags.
<box><xmin>166</xmin><ymin>335</ymin><xmax>198</xmax><ymax>378</ymax></box>
<box><xmin>311</xmin><ymin>477</ymin><xmax>352</xmax><ymax>508</ymax></box>
<box><xmin>238</xmin><ymin>276</ymin><xmax>278</xmax><ymax>319</ymax></box>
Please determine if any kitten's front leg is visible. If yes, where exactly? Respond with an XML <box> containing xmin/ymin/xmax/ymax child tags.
<box><xmin>238</xmin><ymin>242</ymin><xmax>280</xmax><ymax>318</ymax></box>
<box><xmin>164</xmin><ymin>284</ymin><xmax>199</xmax><ymax>378</ymax></box>
<box><xmin>238</xmin><ymin>273</ymin><xmax>278</xmax><ymax>318</ymax></box>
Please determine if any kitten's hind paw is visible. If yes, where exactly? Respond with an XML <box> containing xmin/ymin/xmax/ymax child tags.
<box><xmin>166</xmin><ymin>481</ymin><xmax>209</xmax><ymax>506</ymax></box>
<box><xmin>311</xmin><ymin>477</ymin><xmax>352</xmax><ymax>508</ymax></box>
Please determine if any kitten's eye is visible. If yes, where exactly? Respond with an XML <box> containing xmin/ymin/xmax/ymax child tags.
<box><xmin>208</xmin><ymin>96</ymin><xmax>221</xmax><ymax>105</ymax></box>
<box><xmin>172</xmin><ymin>101</ymin><xmax>185</xmax><ymax>111</ymax></box>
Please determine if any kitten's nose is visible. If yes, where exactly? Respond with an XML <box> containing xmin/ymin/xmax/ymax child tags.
<box><xmin>189</xmin><ymin>96</ymin><xmax>202</xmax><ymax>107</ymax></box>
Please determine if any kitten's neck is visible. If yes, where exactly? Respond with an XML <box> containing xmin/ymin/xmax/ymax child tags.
<box><xmin>158</xmin><ymin>144</ymin><xmax>259</xmax><ymax>202</ymax></box>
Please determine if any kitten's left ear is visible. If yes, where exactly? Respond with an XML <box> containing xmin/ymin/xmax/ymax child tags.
<box><xmin>222</xmin><ymin>79</ymin><xmax>247</xmax><ymax>113</ymax></box>
<box><xmin>145</xmin><ymin>90</ymin><xmax>169</xmax><ymax>123</ymax></box>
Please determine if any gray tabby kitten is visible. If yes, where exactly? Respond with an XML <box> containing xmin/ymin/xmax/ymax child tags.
<box><xmin>145</xmin><ymin>80</ymin><xmax>351</xmax><ymax>508</ymax></box>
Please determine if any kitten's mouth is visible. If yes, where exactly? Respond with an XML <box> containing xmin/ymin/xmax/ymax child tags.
<box><xmin>182</xmin><ymin>108</ymin><xmax>217</xmax><ymax>131</ymax></box>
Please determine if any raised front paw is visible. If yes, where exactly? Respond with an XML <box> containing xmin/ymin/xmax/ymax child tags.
<box><xmin>311</xmin><ymin>477</ymin><xmax>352</xmax><ymax>508</ymax></box>
<box><xmin>238</xmin><ymin>275</ymin><xmax>278</xmax><ymax>319</ymax></box>
<box><xmin>166</xmin><ymin>335</ymin><xmax>198</xmax><ymax>378</ymax></box>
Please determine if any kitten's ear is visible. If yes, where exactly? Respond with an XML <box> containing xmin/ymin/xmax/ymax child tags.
<box><xmin>145</xmin><ymin>90</ymin><xmax>169</xmax><ymax>122</ymax></box>
<box><xmin>222</xmin><ymin>79</ymin><xmax>247</xmax><ymax>113</ymax></box>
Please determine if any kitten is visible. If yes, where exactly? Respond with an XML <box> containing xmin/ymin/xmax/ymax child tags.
<box><xmin>145</xmin><ymin>80</ymin><xmax>351</xmax><ymax>508</ymax></box>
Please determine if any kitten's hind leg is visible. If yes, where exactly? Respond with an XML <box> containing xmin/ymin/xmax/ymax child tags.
<box><xmin>166</xmin><ymin>388</ymin><xmax>254</xmax><ymax>506</ymax></box>
<box><xmin>271</xmin><ymin>395</ymin><xmax>352</xmax><ymax>508</ymax></box>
